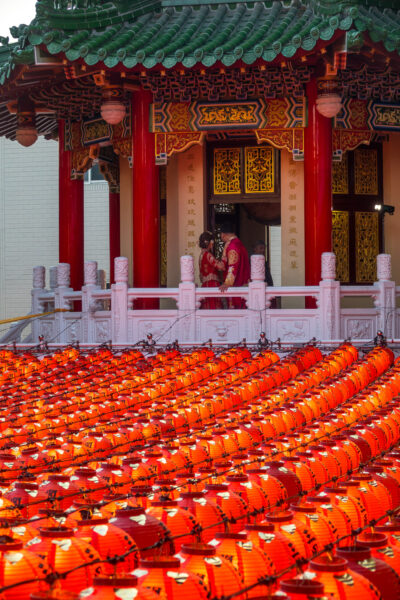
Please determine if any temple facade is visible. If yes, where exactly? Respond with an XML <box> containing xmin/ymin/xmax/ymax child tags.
<box><xmin>0</xmin><ymin>0</ymin><xmax>399</xmax><ymax>343</ymax></box>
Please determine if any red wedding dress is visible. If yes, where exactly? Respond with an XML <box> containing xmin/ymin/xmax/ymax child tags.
<box><xmin>199</xmin><ymin>249</ymin><xmax>226</xmax><ymax>309</ymax></box>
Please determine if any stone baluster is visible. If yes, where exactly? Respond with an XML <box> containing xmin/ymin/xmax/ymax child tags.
<box><xmin>49</xmin><ymin>266</ymin><xmax>58</xmax><ymax>290</ymax></box>
<box><xmin>54</xmin><ymin>263</ymin><xmax>72</xmax><ymax>344</ymax></box>
<box><xmin>111</xmin><ymin>257</ymin><xmax>129</xmax><ymax>345</ymax></box>
<box><xmin>82</xmin><ymin>261</ymin><xmax>99</xmax><ymax>344</ymax></box>
<box><xmin>31</xmin><ymin>266</ymin><xmax>46</xmax><ymax>343</ymax></box>
<box><xmin>375</xmin><ymin>253</ymin><xmax>395</xmax><ymax>340</ymax></box>
<box><xmin>248</xmin><ymin>255</ymin><xmax>266</xmax><ymax>342</ymax></box>
<box><xmin>178</xmin><ymin>255</ymin><xmax>196</xmax><ymax>343</ymax></box>
<box><xmin>319</xmin><ymin>252</ymin><xmax>340</xmax><ymax>342</ymax></box>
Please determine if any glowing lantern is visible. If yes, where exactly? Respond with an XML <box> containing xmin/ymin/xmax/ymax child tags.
<box><xmin>26</xmin><ymin>527</ymin><xmax>104</xmax><ymax>592</ymax></box>
<box><xmin>211</xmin><ymin>532</ymin><xmax>276</xmax><ymax>597</ymax></box>
<box><xmin>336</xmin><ymin>545</ymin><xmax>400</xmax><ymax>600</ymax></box>
<box><xmin>177</xmin><ymin>543</ymin><xmax>245</xmax><ymax>599</ymax></box>
<box><xmin>110</xmin><ymin>507</ymin><xmax>174</xmax><ymax>557</ymax></box>
<box><xmin>147</xmin><ymin>500</ymin><xmax>201</xmax><ymax>550</ymax></box>
<box><xmin>74</xmin><ymin>516</ymin><xmax>139</xmax><ymax>575</ymax></box>
<box><xmin>134</xmin><ymin>557</ymin><xmax>209</xmax><ymax>600</ymax></box>
<box><xmin>0</xmin><ymin>536</ymin><xmax>49</xmax><ymax>600</ymax></box>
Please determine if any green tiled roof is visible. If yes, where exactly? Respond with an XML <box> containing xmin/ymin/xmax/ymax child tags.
<box><xmin>0</xmin><ymin>0</ymin><xmax>399</xmax><ymax>84</ymax></box>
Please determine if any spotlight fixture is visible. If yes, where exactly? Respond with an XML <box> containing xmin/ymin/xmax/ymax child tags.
<box><xmin>374</xmin><ymin>204</ymin><xmax>395</xmax><ymax>215</ymax></box>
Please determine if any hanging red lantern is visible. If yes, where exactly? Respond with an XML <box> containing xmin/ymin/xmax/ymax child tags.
<box><xmin>110</xmin><ymin>507</ymin><xmax>174</xmax><ymax>557</ymax></box>
<box><xmin>4</xmin><ymin>481</ymin><xmax>48</xmax><ymax>518</ymax></box>
<box><xmin>279</xmin><ymin>579</ymin><xmax>326</xmax><ymax>600</ymax></box>
<box><xmin>290</xmin><ymin>503</ymin><xmax>337</xmax><ymax>551</ymax></box>
<box><xmin>303</xmin><ymin>554</ymin><xmax>381</xmax><ymax>599</ymax></box>
<box><xmin>243</xmin><ymin>523</ymin><xmax>298</xmax><ymax>577</ymax></box>
<box><xmin>25</xmin><ymin>527</ymin><xmax>104</xmax><ymax>592</ymax></box>
<box><xmin>204</xmin><ymin>484</ymin><xmax>248</xmax><ymax>533</ymax></box>
<box><xmin>177</xmin><ymin>543</ymin><xmax>245</xmax><ymax>599</ymax></box>
<box><xmin>265</xmin><ymin>511</ymin><xmax>318</xmax><ymax>560</ymax></box>
<box><xmin>225</xmin><ymin>474</ymin><xmax>268</xmax><ymax>521</ymax></box>
<box><xmin>307</xmin><ymin>495</ymin><xmax>353</xmax><ymax>547</ymax></box>
<box><xmin>178</xmin><ymin>492</ymin><xmax>228</xmax><ymax>542</ymax></box>
<box><xmin>336</xmin><ymin>545</ymin><xmax>400</xmax><ymax>600</ymax></box>
<box><xmin>77</xmin><ymin>575</ymin><xmax>159</xmax><ymax>599</ymax></box>
<box><xmin>357</xmin><ymin>531</ymin><xmax>400</xmax><ymax>577</ymax></box>
<box><xmin>147</xmin><ymin>500</ymin><xmax>201</xmax><ymax>550</ymax></box>
<box><xmin>134</xmin><ymin>557</ymin><xmax>209</xmax><ymax>600</ymax></box>
<box><xmin>323</xmin><ymin>486</ymin><xmax>368</xmax><ymax>530</ymax></box>
<box><xmin>0</xmin><ymin>536</ymin><xmax>50</xmax><ymax>600</ymax></box>
<box><xmin>212</xmin><ymin>532</ymin><xmax>277</xmax><ymax>597</ymax></box>
<box><xmin>74</xmin><ymin>516</ymin><xmax>140</xmax><ymax>575</ymax></box>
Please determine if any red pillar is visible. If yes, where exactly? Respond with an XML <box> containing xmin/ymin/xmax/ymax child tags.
<box><xmin>304</xmin><ymin>78</ymin><xmax>333</xmax><ymax>305</ymax></box>
<box><xmin>132</xmin><ymin>90</ymin><xmax>159</xmax><ymax>308</ymax></box>
<box><xmin>58</xmin><ymin>120</ymin><xmax>84</xmax><ymax>291</ymax></box>
<box><xmin>109</xmin><ymin>190</ymin><xmax>120</xmax><ymax>284</ymax></box>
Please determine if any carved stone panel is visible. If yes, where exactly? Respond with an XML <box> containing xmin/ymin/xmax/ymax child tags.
<box><xmin>40</xmin><ymin>320</ymin><xmax>54</xmax><ymax>340</ymax></box>
<box><xmin>204</xmin><ymin>319</ymin><xmax>240</xmax><ymax>343</ymax></box>
<box><xmin>346</xmin><ymin>318</ymin><xmax>374</xmax><ymax>340</ymax></box>
<box><xmin>95</xmin><ymin>319</ymin><xmax>111</xmax><ymax>343</ymax></box>
<box><xmin>274</xmin><ymin>318</ymin><xmax>311</xmax><ymax>342</ymax></box>
<box><xmin>136</xmin><ymin>319</ymin><xmax>173</xmax><ymax>343</ymax></box>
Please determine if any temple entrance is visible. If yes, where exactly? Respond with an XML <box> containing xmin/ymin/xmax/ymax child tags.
<box><xmin>206</xmin><ymin>139</ymin><xmax>281</xmax><ymax>283</ymax></box>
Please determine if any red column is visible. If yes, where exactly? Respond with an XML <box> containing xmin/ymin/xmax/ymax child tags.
<box><xmin>132</xmin><ymin>90</ymin><xmax>159</xmax><ymax>308</ymax></box>
<box><xmin>109</xmin><ymin>190</ymin><xmax>120</xmax><ymax>284</ymax></box>
<box><xmin>58</xmin><ymin>120</ymin><xmax>84</xmax><ymax>291</ymax></box>
<box><xmin>304</xmin><ymin>78</ymin><xmax>333</xmax><ymax>306</ymax></box>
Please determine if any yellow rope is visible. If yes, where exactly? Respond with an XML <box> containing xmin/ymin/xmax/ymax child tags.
<box><xmin>0</xmin><ymin>309</ymin><xmax>69</xmax><ymax>326</ymax></box>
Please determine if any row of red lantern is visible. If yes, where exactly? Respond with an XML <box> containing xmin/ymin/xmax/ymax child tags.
<box><xmin>0</xmin><ymin>344</ymin><xmax>390</xmax><ymax>517</ymax></box>
<box><xmin>0</xmin><ymin>344</ymin><xmax>396</xmax><ymax>596</ymax></box>
<box><xmin>0</xmin><ymin>345</ymin><xmax>325</xmax><ymax>478</ymax></box>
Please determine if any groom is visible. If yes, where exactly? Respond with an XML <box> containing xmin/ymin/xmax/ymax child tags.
<box><xmin>219</xmin><ymin>223</ymin><xmax>250</xmax><ymax>309</ymax></box>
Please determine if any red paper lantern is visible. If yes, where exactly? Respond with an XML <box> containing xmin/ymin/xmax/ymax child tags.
<box><xmin>74</xmin><ymin>516</ymin><xmax>140</xmax><ymax>575</ymax></box>
<box><xmin>26</xmin><ymin>527</ymin><xmax>104</xmax><ymax>592</ymax></box>
<box><xmin>147</xmin><ymin>500</ymin><xmax>201</xmax><ymax>550</ymax></box>
<box><xmin>178</xmin><ymin>492</ymin><xmax>228</xmax><ymax>542</ymax></box>
<box><xmin>110</xmin><ymin>507</ymin><xmax>174</xmax><ymax>557</ymax></box>
<box><xmin>0</xmin><ymin>537</ymin><xmax>50</xmax><ymax>600</ymax></box>
<box><xmin>76</xmin><ymin>575</ymin><xmax>159</xmax><ymax>599</ymax></box>
<box><xmin>336</xmin><ymin>545</ymin><xmax>400</xmax><ymax>600</ymax></box>
<box><xmin>177</xmin><ymin>543</ymin><xmax>245</xmax><ymax>599</ymax></box>
<box><xmin>134</xmin><ymin>557</ymin><xmax>209</xmax><ymax>600</ymax></box>
<box><xmin>212</xmin><ymin>532</ymin><xmax>276</xmax><ymax>597</ymax></box>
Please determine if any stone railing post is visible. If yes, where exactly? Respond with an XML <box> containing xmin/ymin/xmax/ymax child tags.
<box><xmin>81</xmin><ymin>261</ymin><xmax>99</xmax><ymax>344</ymax></box>
<box><xmin>318</xmin><ymin>252</ymin><xmax>340</xmax><ymax>341</ymax></box>
<box><xmin>54</xmin><ymin>263</ymin><xmax>72</xmax><ymax>344</ymax></box>
<box><xmin>49</xmin><ymin>266</ymin><xmax>58</xmax><ymax>290</ymax></box>
<box><xmin>248</xmin><ymin>255</ymin><xmax>266</xmax><ymax>342</ymax></box>
<box><xmin>375</xmin><ymin>254</ymin><xmax>395</xmax><ymax>340</ymax></box>
<box><xmin>111</xmin><ymin>257</ymin><xmax>128</xmax><ymax>345</ymax></box>
<box><xmin>178</xmin><ymin>255</ymin><xmax>196</xmax><ymax>343</ymax></box>
<box><xmin>31</xmin><ymin>266</ymin><xmax>46</xmax><ymax>343</ymax></box>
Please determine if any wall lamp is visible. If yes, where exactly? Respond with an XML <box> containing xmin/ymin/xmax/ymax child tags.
<box><xmin>374</xmin><ymin>204</ymin><xmax>395</xmax><ymax>216</ymax></box>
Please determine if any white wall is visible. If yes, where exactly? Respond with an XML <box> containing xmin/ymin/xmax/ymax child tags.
<box><xmin>0</xmin><ymin>137</ymin><xmax>109</xmax><ymax>321</ymax></box>
<box><xmin>84</xmin><ymin>180</ymin><xmax>109</xmax><ymax>281</ymax></box>
<box><xmin>0</xmin><ymin>137</ymin><xmax>58</xmax><ymax>320</ymax></box>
